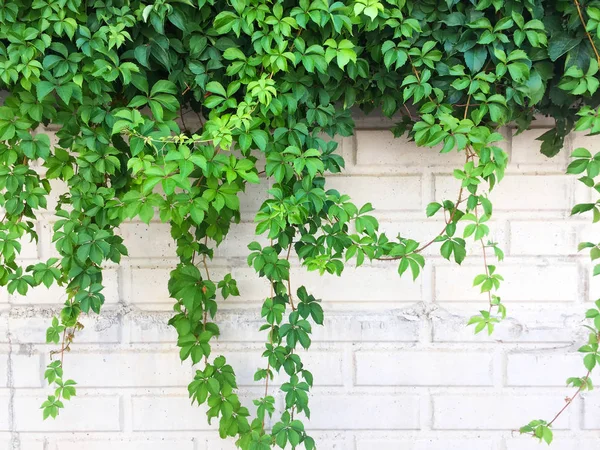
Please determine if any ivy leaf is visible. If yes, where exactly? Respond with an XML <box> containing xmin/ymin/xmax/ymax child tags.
<box><xmin>549</xmin><ymin>35</ymin><xmax>581</xmax><ymax>61</ymax></box>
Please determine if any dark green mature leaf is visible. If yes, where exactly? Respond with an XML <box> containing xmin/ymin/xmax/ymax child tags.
<box><xmin>548</xmin><ymin>35</ymin><xmax>581</xmax><ymax>61</ymax></box>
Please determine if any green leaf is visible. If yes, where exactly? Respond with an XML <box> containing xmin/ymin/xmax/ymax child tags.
<box><xmin>549</xmin><ymin>35</ymin><xmax>581</xmax><ymax>61</ymax></box>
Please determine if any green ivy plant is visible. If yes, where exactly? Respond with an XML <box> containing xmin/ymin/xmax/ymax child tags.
<box><xmin>1</xmin><ymin>0</ymin><xmax>600</xmax><ymax>447</ymax></box>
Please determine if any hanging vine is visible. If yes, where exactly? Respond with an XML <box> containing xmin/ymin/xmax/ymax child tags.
<box><xmin>0</xmin><ymin>0</ymin><xmax>599</xmax><ymax>447</ymax></box>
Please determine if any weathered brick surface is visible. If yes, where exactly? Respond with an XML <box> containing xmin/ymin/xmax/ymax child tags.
<box><xmin>1</xmin><ymin>125</ymin><xmax>598</xmax><ymax>449</ymax></box>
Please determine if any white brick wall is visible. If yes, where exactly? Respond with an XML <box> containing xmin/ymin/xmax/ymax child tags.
<box><xmin>1</xmin><ymin>121</ymin><xmax>599</xmax><ymax>449</ymax></box>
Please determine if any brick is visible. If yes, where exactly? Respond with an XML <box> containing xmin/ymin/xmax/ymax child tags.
<box><xmin>128</xmin><ymin>312</ymin><xmax>181</xmax><ymax>343</ymax></box>
<box><xmin>0</xmin><ymin>354</ymin><xmax>6</xmax><ymax>387</ymax></box>
<box><xmin>13</xmin><ymin>394</ymin><xmax>121</xmax><ymax>431</ymax></box>
<box><xmin>132</xmin><ymin>395</ymin><xmax>215</xmax><ymax>431</ymax></box>
<box><xmin>203</xmin><ymin>434</ymin><xmax>351</xmax><ymax>450</ymax></box>
<box><xmin>124</xmin><ymin>265</ymin><xmax>271</xmax><ymax>305</ymax></box>
<box><xmin>380</xmin><ymin>218</ymin><xmax>508</xmax><ymax>257</ymax></box>
<box><xmin>355</xmin><ymin>350</ymin><xmax>493</xmax><ymax>386</ymax></box>
<box><xmin>66</xmin><ymin>351</ymin><xmax>192</xmax><ymax>387</ymax></box>
<box><xmin>16</xmin><ymin>232</ymin><xmax>39</xmax><ymax>261</ymax></box>
<box><xmin>129</xmin><ymin>309</ymin><xmax>421</xmax><ymax>344</ymax></box>
<box><xmin>506</xmin><ymin>353</ymin><xmax>582</xmax><ymax>386</ymax></box>
<box><xmin>355</xmin><ymin>130</ymin><xmax>463</xmax><ymax>167</ymax></box>
<box><xmin>213</xmin><ymin>222</ymin><xmax>269</xmax><ymax>258</ymax></box>
<box><xmin>356</xmin><ymin>438</ymin><xmax>494</xmax><ymax>450</ymax></box>
<box><xmin>54</xmin><ymin>439</ymin><xmax>195</xmax><ymax>450</ymax></box>
<box><xmin>509</xmin><ymin>221</ymin><xmax>575</xmax><ymax>256</ymax></box>
<box><xmin>326</xmin><ymin>175</ymin><xmax>422</xmax><ymax>211</ymax></box>
<box><xmin>18</xmin><ymin>439</ymin><xmax>45</xmax><ymax>450</ymax></box>
<box><xmin>582</xmin><ymin>394</ymin><xmax>600</xmax><ymax>429</ymax></box>
<box><xmin>119</xmin><ymin>222</ymin><xmax>177</xmax><ymax>259</ymax></box>
<box><xmin>9</xmin><ymin>314</ymin><xmax>121</xmax><ymax>344</ymax></box>
<box><xmin>432</xmin><ymin>308</ymin><xmax>586</xmax><ymax>343</ymax></box>
<box><xmin>434</xmin><ymin>262</ymin><xmax>579</xmax><ymax>302</ymax></box>
<box><xmin>308</xmin><ymin>393</ymin><xmax>420</xmax><ymax>430</ymax></box>
<box><xmin>292</xmin><ymin>263</ymin><xmax>422</xmax><ymax>303</ymax></box>
<box><xmin>238</xmin><ymin>181</ymin><xmax>269</xmax><ymax>215</ymax></box>
<box><xmin>0</xmin><ymin>288</ymin><xmax>7</xmax><ymax>304</ymax></box>
<box><xmin>0</xmin><ymin>394</ymin><xmax>8</xmax><ymax>431</ymax></box>
<box><xmin>433</xmin><ymin>395</ymin><xmax>570</xmax><ymax>430</ymax></box>
<box><xmin>316</xmin><ymin>311</ymin><xmax>420</xmax><ymax>342</ymax></box>
<box><xmin>510</xmin><ymin>128</ymin><xmax>568</xmax><ymax>168</ymax></box>
<box><xmin>571</xmin><ymin>130</ymin><xmax>600</xmax><ymax>158</ymax></box>
<box><xmin>10</xmin><ymin>268</ymin><xmax>119</xmax><ymax>305</ymax></box>
<box><xmin>125</xmin><ymin>268</ymin><xmax>171</xmax><ymax>304</ymax></box>
<box><xmin>434</xmin><ymin>174</ymin><xmax>571</xmax><ymax>211</ymax></box>
<box><xmin>11</xmin><ymin>353</ymin><xmax>43</xmax><ymax>388</ymax></box>
<box><xmin>506</xmin><ymin>438</ymin><xmax>577</xmax><ymax>450</ymax></box>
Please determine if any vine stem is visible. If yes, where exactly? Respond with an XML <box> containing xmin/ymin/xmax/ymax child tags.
<box><xmin>474</xmin><ymin>205</ymin><xmax>493</xmax><ymax>313</ymax></box>
<box><xmin>550</xmin><ymin>370</ymin><xmax>591</xmax><ymax>426</ymax></box>
<box><xmin>286</xmin><ymin>242</ymin><xmax>296</xmax><ymax>311</ymax></box>
<box><xmin>375</xmin><ymin>186</ymin><xmax>463</xmax><ymax>260</ymax></box>
<box><xmin>378</xmin><ymin>151</ymin><xmax>470</xmax><ymax>260</ymax></box>
<box><xmin>574</xmin><ymin>0</ymin><xmax>600</xmax><ymax>64</ymax></box>
<box><xmin>519</xmin><ymin>370</ymin><xmax>592</xmax><ymax>437</ymax></box>
<box><xmin>261</xmin><ymin>240</ymin><xmax>276</xmax><ymax>429</ymax></box>
<box><xmin>407</xmin><ymin>54</ymin><xmax>437</xmax><ymax>105</ymax></box>
<box><xmin>201</xmin><ymin>236</ymin><xmax>210</xmax><ymax>364</ymax></box>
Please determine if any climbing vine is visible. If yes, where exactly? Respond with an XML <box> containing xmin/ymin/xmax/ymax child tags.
<box><xmin>0</xmin><ymin>0</ymin><xmax>600</xmax><ymax>447</ymax></box>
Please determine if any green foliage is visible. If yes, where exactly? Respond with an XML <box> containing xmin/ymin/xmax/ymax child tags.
<box><xmin>0</xmin><ymin>0</ymin><xmax>597</xmax><ymax>447</ymax></box>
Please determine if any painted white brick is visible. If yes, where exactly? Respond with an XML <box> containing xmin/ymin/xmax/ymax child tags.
<box><xmin>11</xmin><ymin>353</ymin><xmax>43</xmax><ymax>388</ymax></box>
<box><xmin>16</xmin><ymin>233</ymin><xmax>39</xmax><ymax>261</ymax></box>
<box><xmin>9</xmin><ymin>314</ymin><xmax>121</xmax><ymax>344</ymax></box>
<box><xmin>355</xmin><ymin>130</ymin><xmax>463</xmax><ymax>167</ymax></box>
<box><xmin>13</xmin><ymin>394</ymin><xmax>121</xmax><ymax>431</ymax></box>
<box><xmin>506</xmin><ymin>437</ymin><xmax>577</xmax><ymax>450</ymax></box>
<box><xmin>509</xmin><ymin>221</ymin><xmax>575</xmax><ymax>256</ymax></box>
<box><xmin>0</xmin><ymin>354</ymin><xmax>6</xmax><ymax>387</ymax></box>
<box><xmin>582</xmin><ymin>394</ymin><xmax>600</xmax><ymax>429</ymax></box>
<box><xmin>510</xmin><ymin>128</ymin><xmax>568</xmax><ymax>168</ymax></box>
<box><xmin>123</xmin><ymin>265</ymin><xmax>272</xmax><ymax>306</ymax></box>
<box><xmin>124</xmin><ymin>268</ymin><xmax>171</xmax><ymax>304</ymax></box>
<box><xmin>507</xmin><ymin>353</ymin><xmax>583</xmax><ymax>386</ymax></box>
<box><xmin>0</xmin><ymin>395</ymin><xmax>8</xmax><ymax>431</ymax></box>
<box><xmin>292</xmin><ymin>263</ymin><xmax>422</xmax><ymax>303</ymax></box>
<box><xmin>327</xmin><ymin>175</ymin><xmax>422</xmax><ymax>211</ymax></box>
<box><xmin>10</xmin><ymin>268</ymin><xmax>119</xmax><ymax>305</ymax></box>
<box><xmin>434</xmin><ymin>262</ymin><xmax>579</xmax><ymax>302</ymax></box>
<box><xmin>316</xmin><ymin>312</ymin><xmax>420</xmax><ymax>342</ymax></box>
<box><xmin>435</xmin><ymin>174</ymin><xmax>571</xmax><ymax>211</ymax></box>
<box><xmin>238</xmin><ymin>181</ymin><xmax>269</xmax><ymax>215</ymax></box>
<box><xmin>132</xmin><ymin>395</ymin><xmax>215</xmax><ymax>431</ymax></box>
<box><xmin>53</xmin><ymin>439</ymin><xmax>196</xmax><ymax>450</ymax></box>
<box><xmin>17</xmin><ymin>439</ymin><xmax>45</xmax><ymax>450</ymax></box>
<box><xmin>66</xmin><ymin>351</ymin><xmax>192</xmax><ymax>387</ymax></box>
<box><xmin>204</xmin><ymin>433</ymin><xmax>350</xmax><ymax>450</ymax></box>
<box><xmin>356</xmin><ymin>438</ymin><xmax>494</xmax><ymax>450</ymax></box>
<box><xmin>570</xmin><ymin>130</ymin><xmax>600</xmax><ymax>158</ymax></box>
<box><xmin>127</xmin><ymin>309</ymin><xmax>421</xmax><ymax>344</ymax></box>
<box><xmin>308</xmin><ymin>393</ymin><xmax>420</xmax><ymax>430</ymax></box>
<box><xmin>119</xmin><ymin>222</ymin><xmax>177</xmax><ymax>259</ymax></box>
<box><xmin>433</xmin><ymin>395</ymin><xmax>571</xmax><ymax>430</ymax></box>
<box><xmin>432</xmin><ymin>309</ymin><xmax>586</xmax><ymax>343</ymax></box>
<box><xmin>355</xmin><ymin>351</ymin><xmax>493</xmax><ymax>386</ymax></box>
<box><xmin>213</xmin><ymin>222</ymin><xmax>268</xmax><ymax>258</ymax></box>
